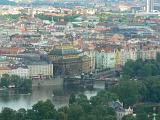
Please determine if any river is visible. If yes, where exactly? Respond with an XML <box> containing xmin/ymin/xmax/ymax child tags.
<box><xmin>0</xmin><ymin>81</ymin><xmax>105</xmax><ymax>111</ymax></box>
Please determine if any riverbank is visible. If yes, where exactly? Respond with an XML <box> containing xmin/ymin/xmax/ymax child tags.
<box><xmin>32</xmin><ymin>76</ymin><xmax>63</xmax><ymax>87</ymax></box>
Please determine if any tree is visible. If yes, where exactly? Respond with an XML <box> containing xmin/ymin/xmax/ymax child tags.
<box><xmin>122</xmin><ymin>115</ymin><xmax>136</xmax><ymax>120</ymax></box>
<box><xmin>68</xmin><ymin>104</ymin><xmax>84</xmax><ymax>120</ymax></box>
<box><xmin>136</xmin><ymin>113</ymin><xmax>149</xmax><ymax>120</ymax></box>
<box><xmin>144</xmin><ymin>76</ymin><xmax>160</xmax><ymax>102</ymax></box>
<box><xmin>0</xmin><ymin>74</ymin><xmax>10</xmax><ymax>87</ymax></box>
<box><xmin>90</xmin><ymin>91</ymin><xmax>118</xmax><ymax>106</ymax></box>
<box><xmin>113</xmin><ymin>80</ymin><xmax>139</xmax><ymax>107</ymax></box>
<box><xmin>32</xmin><ymin>99</ymin><xmax>57</xmax><ymax>120</ymax></box>
<box><xmin>104</xmin><ymin>115</ymin><xmax>117</xmax><ymax>120</ymax></box>
<box><xmin>69</xmin><ymin>93</ymin><xmax>76</xmax><ymax>105</ymax></box>
<box><xmin>122</xmin><ymin>60</ymin><xmax>135</xmax><ymax>77</ymax></box>
<box><xmin>57</xmin><ymin>112</ymin><xmax>67</xmax><ymax>120</ymax></box>
<box><xmin>156</xmin><ymin>53</ymin><xmax>160</xmax><ymax>62</ymax></box>
<box><xmin>15</xmin><ymin>108</ymin><xmax>26</xmax><ymax>120</ymax></box>
<box><xmin>18</xmin><ymin>79</ymin><xmax>32</xmax><ymax>93</ymax></box>
<box><xmin>0</xmin><ymin>108</ymin><xmax>16</xmax><ymax>120</ymax></box>
<box><xmin>10</xmin><ymin>75</ymin><xmax>21</xmax><ymax>88</ymax></box>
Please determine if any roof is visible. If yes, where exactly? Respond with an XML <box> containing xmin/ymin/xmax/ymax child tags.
<box><xmin>25</xmin><ymin>61</ymin><xmax>50</xmax><ymax>65</ymax></box>
<box><xmin>49</xmin><ymin>48</ymin><xmax>82</xmax><ymax>56</ymax></box>
<box><xmin>0</xmin><ymin>47</ymin><xmax>25</xmax><ymax>54</ymax></box>
<box><xmin>111</xmin><ymin>100</ymin><xmax>125</xmax><ymax>112</ymax></box>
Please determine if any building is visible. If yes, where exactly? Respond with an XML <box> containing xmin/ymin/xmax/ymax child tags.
<box><xmin>95</xmin><ymin>48</ymin><xmax>115</xmax><ymax>70</ymax></box>
<box><xmin>82</xmin><ymin>55</ymin><xmax>92</xmax><ymax>73</ymax></box>
<box><xmin>48</xmin><ymin>44</ymin><xmax>92</xmax><ymax>76</ymax></box>
<box><xmin>0</xmin><ymin>61</ymin><xmax>9</xmax><ymax>67</ymax></box>
<box><xmin>115</xmin><ymin>48</ymin><xmax>121</xmax><ymax>67</ymax></box>
<box><xmin>147</xmin><ymin>0</ymin><xmax>154</xmax><ymax>12</ymax></box>
<box><xmin>54</xmin><ymin>21</ymin><xmax>73</xmax><ymax>32</ymax></box>
<box><xmin>0</xmin><ymin>67</ymin><xmax>11</xmax><ymax>78</ymax></box>
<box><xmin>0</xmin><ymin>47</ymin><xmax>25</xmax><ymax>54</ymax></box>
<box><xmin>120</xmin><ymin>48</ymin><xmax>130</xmax><ymax>66</ymax></box>
<box><xmin>10</xmin><ymin>66</ymin><xmax>29</xmax><ymax>78</ymax></box>
<box><xmin>27</xmin><ymin>62</ymin><xmax>53</xmax><ymax>79</ymax></box>
<box><xmin>111</xmin><ymin>100</ymin><xmax>133</xmax><ymax>120</ymax></box>
<box><xmin>83</xmin><ymin>49</ymin><xmax>96</xmax><ymax>72</ymax></box>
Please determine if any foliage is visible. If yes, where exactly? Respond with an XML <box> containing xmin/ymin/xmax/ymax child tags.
<box><xmin>122</xmin><ymin>53</ymin><xmax>160</xmax><ymax>78</ymax></box>
<box><xmin>112</xmin><ymin>80</ymin><xmax>139</xmax><ymax>107</ymax></box>
<box><xmin>90</xmin><ymin>90</ymin><xmax>118</xmax><ymax>106</ymax></box>
<box><xmin>0</xmin><ymin>74</ymin><xmax>32</xmax><ymax>94</ymax></box>
<box><xmin>122</xmin><ymin>115</ymin><xmax>136</xmax><ymax>120</ymax></box>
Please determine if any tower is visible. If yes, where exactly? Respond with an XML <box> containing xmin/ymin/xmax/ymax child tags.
<box><xmin>146</xmin><ymin>0</ymin><xmax>154</xmax><ymax>12</ymax></box>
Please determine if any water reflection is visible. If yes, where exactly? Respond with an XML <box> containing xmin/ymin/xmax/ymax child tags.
<box><xmin>0</xmin><ymin>81</ymin><xmax>105</xmax><ymax>110</ymax></box>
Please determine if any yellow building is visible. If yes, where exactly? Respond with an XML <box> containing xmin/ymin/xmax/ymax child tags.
<box><xmin>115</xmin><ymin>48</ymin><xmax>121</xmax><ymax>67</ymax></box>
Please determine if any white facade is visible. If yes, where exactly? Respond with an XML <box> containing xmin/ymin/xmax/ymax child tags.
<box><xmin>96</xmin><ymin>50</ymin><xmax>115</xmax><ymax>70</ymax></box>
<box><xmin>116</xmin><ymin>107</ymin><xmax>133</xmax><ymax>120</ymax></box>
<box><xmin>10</xmin><ymin>67</ymin><xmax>29</xmax><ymax>78</ymax></box>
<box><xmin>147</xmin><ymin>0</ymin><xmax>154</xmax><ymax>12</ymax></box>
<box><xmin>28</xmin><ymin>64</ymin><xmax>53</xmax><ymax>79</ymax></box>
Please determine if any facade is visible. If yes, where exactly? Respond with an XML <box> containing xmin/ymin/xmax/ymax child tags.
<box><xmin>0</xmin><ymin>61</ymin><xmax>9</xmax><ymax>67</ymax></box>
<box><xmin>111</xmin><ymin>100</ymin><xmax>133</xmax><ymax>120</ymax></box>
<box><xmin>147</xmin><ymin>0</ymin><xmax>154</xmax><ymax>12</ymax></box>
<box><xmin>28</xmin><ymin>62</ymin><xmax>53</xmax><ymax>79</ymax></box>
<box><xmin>83</xmin><ymin>50</ymin><xmax>96</xmax><ymax>72</ymax></box>
<box><xmin>82</xmin><ymin>55</ymin><xmax>92</xmax><ymax>73</ymax></box>
<box><xmin>54</xmin><ymin>21</ymin><xmax>73</xmax><ymax>32</ymax></box>
<box><xmin>10</xmin><ymin>66</ymin><xmax>29</xmax><ymax>78</ymax></box>
<box><xmin>0</xmin><ymin>67</ymin><xmax>11</xmax><ymax>78</ymax></box>
<box><xmin>115</xmin><ymin>49</ymin><xmax>121</xmax><ymax>67</ymax></box>
<box><xmin>128</xmin><ymin>48</ymin><xmax>137</xmax><ymax>61</ymax></box>
<box><xmin>95</xmin><ymin>49</ymin><xmax>115</xmax><ymax>70</ymax></box>
<box><xmin>48</xmin><ymin>44</ymin><xmax>92</xmax><ymax>76</ymax></box>
<box><xmin>137</xmin><ymin>46</ymin><xmax>160</xmax><ymax>60</ymax></box>
<box><xmin>120</xmin><ymin>48</ymin><xmax>130</xmax><ymax>66</ymax></box>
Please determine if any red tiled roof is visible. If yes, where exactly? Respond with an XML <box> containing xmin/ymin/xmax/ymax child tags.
<box><xmin>0</xmin><ymin>47</ymin><xmax>24</xmax><ymax>54</ymax></box>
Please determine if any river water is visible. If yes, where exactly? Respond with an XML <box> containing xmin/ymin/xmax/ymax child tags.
<box><xmin>0</xmin><ymin>81</ymin><xmax>105</xmax><ymax>111</ymax></box>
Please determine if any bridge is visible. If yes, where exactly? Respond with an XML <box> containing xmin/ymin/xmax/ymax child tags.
<box><xmin>63</xmin><ymin>68</ymin><xmax>121</xmax><ymax>89</ymax></box>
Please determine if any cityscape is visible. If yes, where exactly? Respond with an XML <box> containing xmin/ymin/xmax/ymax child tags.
<box><xmin>0</xmin><ymin>0</ymin><xmax>159</xmax><ymax>120</ymax></box>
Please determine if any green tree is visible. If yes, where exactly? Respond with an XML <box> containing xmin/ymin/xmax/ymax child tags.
<box><xmin>122</xmin><ymin>60</ymin><xmax>135</xmax><ymax>77</ymax></box>
<box><xmin>122</xmin><ymin>115</ymin><xmax>136</xmax><ymax>120</ymax></box>
<box><xmin>114</xmin><ymin>80</ymin><xmax>139</xmax><ymax>106</ymax></box>
<box><xmin>69</xmin><ymin>93</ymin><xmax>76</xmax><ymax>105</ymax></box>
<box><xmin>68</xmin><ymin>104</ymin><xmax>84</xmax><ymax>120</ymax></box>
<box><xmin>90</xmin><ymin>91</ymin><xmax>118</xmax><ymax>106</ymax></box>
<box><xmin>0</xmin><ymin>108</ymin><xmax>16</xmax><ymax>120</ymax></box>
<box><xmin>144</xmin><ymin>76</ymin><xmax>160</xmax><ymax>102</ymax></box>
<box><xmin>136</xmin><ymin>113</ymin><xmax>149</xmax><ymax>120</ymax></box>
<box><xmin>0</xmin><ymin>74</ymin><xmax>10</xmax><ymax>87</ymax></box>
<box><xmin>32</xmin><ymin>99</ymin><xmax>57</xmax><ymax>120</ymax></box>
<box><xmin>156</xmin><ymin>53</ymin><xmax>160</xmax><ymax>62</ymax></box>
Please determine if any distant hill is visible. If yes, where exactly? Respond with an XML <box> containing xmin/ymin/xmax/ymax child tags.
<box><xmin>0</xmin><ymin>0</ymin><xmax>16</xmax><ymax>5</ymax></box>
